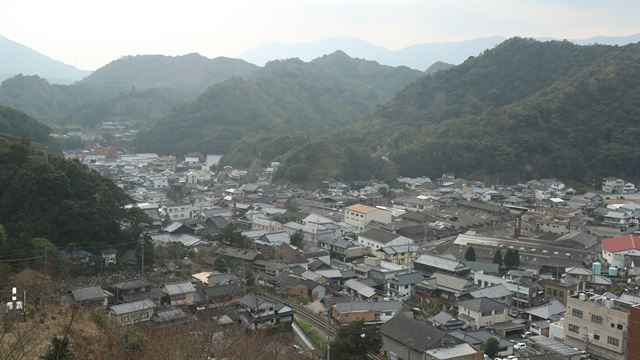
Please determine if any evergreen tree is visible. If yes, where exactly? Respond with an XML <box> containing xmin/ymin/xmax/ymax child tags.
<box><xmin>513</xmin><ymin>249</ymin><xmax>520</xmax><ymax>267</ymax></box>
<box><xmin>329</xmin><ymin>320</ymin><xmax>381</xmax><ymax>360</ymax></box>
<box><xmin>214</xmin><ymin>254</ymin><xmax>228</xmax><ymax>273</ymax></box>
<box><xmin>43</xmin><ymin>334</ymin><xmax>75</xmax><ymax>360</ymax></box>
<box><xmin>484</xmin><ymin>337</ymin><xmax>499</xmax><ymax>358</ymax></box>
<box><xmin>504</xmin><ymin>249</ymin><xmax>514</xmax><ymax>268</ymax></box>
<box><xmin>290</xmin><ymin>230</ymin><xmax>304</xmax><ymax>248</ymax></box>
<box><xmin>464</xmin><ymin>247</ymin><xmax>476</xmax><ymax>262</ymax></box>
<box><xmin>493</xmin><ymin>250</ymin><xmax>503</xmax><ymax>267</ymax></box>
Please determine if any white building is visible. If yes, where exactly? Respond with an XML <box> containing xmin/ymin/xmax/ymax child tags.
<box><xmin>357</xmin><ymin>228</ymin><xmax>414</xmax><ymax>251</ymax></box>
<box><xmin>602</xmin><ymin>234</ymin><xmax>640</xmax><ymax>268</ymax></box>
<box><xmin>603</xmin><ymin>177</ymin><xmax>625</xmax><ymax>193</ymax></box>
<box><xmin>456</xmin><ymin>297</ymin><xmax>510</xmax><ymax>329</ymax></box>
<box><xmin>344</xmin><ymin>204</ymin><xmax>392</xmax><ymax>231</ymax></box>
<box><xmin>162</xmin><ymin>202</ymin><xmax>193</xmax><ymax>221</ymax></box>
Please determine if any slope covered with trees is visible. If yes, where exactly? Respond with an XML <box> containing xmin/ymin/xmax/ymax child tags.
<box><xmin>135</xmin><ymin>51</ymin><xmax>423</xmax><ymax>155</ymax></box>
<box><xmin>0</xmin><ymin>105</ymin><xmax>52</xmax><ymax>143</ymax></box>
<box><xmin>0</xmin><ymin>133</ymin><xmax>149</xmax><ymax>252</ymax></box>
<box><xmin>378</xmin><ymin>39</ymin><xmax>640</xmax><ymax>182</ymax></box>
<box><xmin>80</xmin><ymin>53</ymin><xmax>259</xmax><ymax>98</ymax></box>
<box><xmin>276</xmin><ymin>38</ymin><xmax>640</xmax><ymax>184</ymax></box>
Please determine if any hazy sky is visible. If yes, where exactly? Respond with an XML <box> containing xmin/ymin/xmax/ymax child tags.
<box><xmin>1</xmin><ymin>0</ymin><xmax>638</xmax><ymax>70</ymax></box>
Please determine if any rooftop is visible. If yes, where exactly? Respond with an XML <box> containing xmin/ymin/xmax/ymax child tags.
<box><xmin>602</xmin><ymin>234</ymin><xmax>640</xmax><ymax>253</ymax></box>
<box><xmin>345</xmin><ymin>204</ymin><xmax>379</xmax><ymax>214</ymax></box>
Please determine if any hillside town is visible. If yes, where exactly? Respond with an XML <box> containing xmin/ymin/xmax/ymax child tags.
<box><xmin>4</xmin><ymin>148</ymin><xmax>640</xmax><ymax>360</ymax></box>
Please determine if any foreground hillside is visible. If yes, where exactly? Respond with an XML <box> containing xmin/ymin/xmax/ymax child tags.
<box><xmin>135</xmin><ymin>51</ymin><xmax>423</xmax><ymax>155</ymax></box>
<box><xmin>276</xmin><ymin>38</ymin><xmax>640</xmax><ymax>184</ymax></box>
<box><xmin>0</xmin><ymin>123</ymin><xmax>148</xmax><ymax>251</ymax></box>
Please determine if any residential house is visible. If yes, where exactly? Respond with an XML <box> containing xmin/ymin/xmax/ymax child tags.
<box><xmin>468</xmin><ymin>284</ymin><xmax>513</xmax><ymax>307</ymax></box>
<box><xmin>386</xmin><ymin>272</ymin><xmax>424</xmax><ymax>301</ymax></box>
<box><xmin>331</xmin><ymin>301</ymin><xmax>402</xmax><ymax>325</ymax></box>
<box><xmin>344</xmin><ymin>279</ymin><xmax>381</xmax><ymax>301</ymax></box>
<box><xmin>70</xmin><ymin>286</ymin><xmax>113</xmax><ymax>308</ymax></box>
<box><xmin>109</xmin><ymin>299</ymin><xmax>155</xmax><ymax>326</ymax></box>
<box><xmin>112</xmin><ymin>279</ymin><xmax>163</xmax><ymax>306</ymax></box>
<box><xmin>202</xmin><ymin>283</ymin><xmax>242</xmax><ymax>309</ymax></box>
<box><xmin>358</xmin><ymin>228</ymin><xmax>414</xmax><ymax>251</ymax></box>
<box><xmin>318</xmin><ymin>237</ymin><xmax>365</xmax><ymax>262</ymax></box>
<box><xmin>152</xmin><ymin>308</ymin><xmax>191</xmax><ymax>326</ymax></box>
<box><xmin>162</xmin><ymin>281</ymin><xmax>196</xmax><ymax>306</ymax></box>
<box><xmin>415</xmin><ymin>272</ymin><xmax>477</xmax><ymax>309</ymax></box>
<box><xmin>280</xmin><ymin>243</ymin><xmax>308</xmax><ymax>269</ymax></box>
<box><xmin>238</xmin><ymin>293</ymin><xmax>293</xmax><ymax>330</ymax></box>
<box><xmin>456</xmin><ymin>297</ymin><xmax>510</xmax><ymax>329</ymax></box>
<box><xmin>380</xmin><ymin>314</ymin><xmax>470</xmax><ymax>360</ymax></box>
<box><xmin>414</xmin><ymin>253</ymin><xmax>470</xmax><ymax>277</ymax></box>
<box><xmin>376</xmin><ymin>245</ymin><xmax>418</xmax><ymax>266</ymax></box>
<box><xmin>101</xmin><ymin>249</ymin><xmax>117</xmax><ymax>266</ymax></box>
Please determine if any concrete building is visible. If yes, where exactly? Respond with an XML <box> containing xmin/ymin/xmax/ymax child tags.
<box><xmin>602</xmin><ymin>234</ymin><xmax>640</xmax><ymax>268</ymax></box>
<box><xmin>564</xmin><ymin>292</ymin><xmax>639</xmax><ymax>360</ymax></box>
<box><xmin>344</xmin><ymin>204</ymin><xmax>392</xmax><ymax>231</ymax></box>
<box><xmin>162</xmin><ymin>202</ymin><xmax>193</xmax><ymax>221</ymax></box>
<box><xmin>358</xmin><ymin>228</ymin><xmax>414</xmax><ymax>251</ymax></box>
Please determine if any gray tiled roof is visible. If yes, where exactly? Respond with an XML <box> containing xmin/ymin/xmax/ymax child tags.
<box><xmin>71</xmin><ymin>286</ymin><xmax>112</xmax><ymax>302</ymax></box>
<box><xmin>381</xmin><ymin>314</ymin><xmax>461</xmax><ymax>352</ymax></box>
<box><xmin>334</xmin><ymin>301</ymin><xmax>402</xmax><ymax>313</ymax></box>
<box><xmin>110</xmin><ymin>299</ymin><xmax>154</xmax><ymax>315</ymax></box>
<box><xmin>457</xmin><ymin>297</ymin><xmax>508</xmax><ymax>313</ymax></box>
<box><xmin>469</xmin><ymin>284</ymin><xmax>512</xmax><ymax>299</ymax></box>
<box><xmin>162</xmin><ymin>281</ymin><xmax>196</xmax><ymax>296</ymax></box>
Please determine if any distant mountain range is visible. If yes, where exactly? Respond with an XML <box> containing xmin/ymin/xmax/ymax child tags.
<box><xmin>240</xmin><ymin>34</ymin><xmax>640</xmax><ymax>71</ymax></box>
<box><xmin>0</xmin><ymin>35</ymin><xmax>91</xmax><ymax>84</ymax></box>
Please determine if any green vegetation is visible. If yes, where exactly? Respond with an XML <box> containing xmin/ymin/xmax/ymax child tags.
<box><xmin>367</xmin><ymin>38</ymin><xmax>640</xmax><ymax>183</ymax></box>
<box><xmin>329</xmin><ymin>320</ymin><xmax>382</xmax><ymax>360</ymax></box>
<box><xmin>290</xmin><ymin>230</ymin><xmax>304</xmax><ymax>248</ymax></box>
<box><xmin>504</xmin><ymin>249</ymin><xmax>520</xmax><ymax>268</ymax></box>
<box><xmin>43</xmin><ymin>334</ymin><xmax>75</xmax><ymax>360</ymax></box>
<box><xmin>295</xmin><ymin>317</ymin><xmax>325</xmax><ymax>347</ymax></box>
<box><xmin>135</xmin><ymin>51</ymin><xmax>422</xmax><ymax>155</ymax></box>
<box><xmin>493</xmin><ymin>250</ymin><xmax>503</xmax><ymax>267</ymax></box>
<box><xmin>0</xmin><ymin>132</ymin><xmax>150</xmax><ymax>259</ymax></box>
<box><xmin>0</xmin><ymin>105</ymin><xmax>52</xmax><ymax>143</ymax></box>
<box><xmin>484</xmin><ymin>337</ymin><xmax>500</xmax><ymax>358</ymax></box>
<box><xmin>464</xmin><ymin>246</ymin><xmax>476</xmax><ymax>261</ymax></box>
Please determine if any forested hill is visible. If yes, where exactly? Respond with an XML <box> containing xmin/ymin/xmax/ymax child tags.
<box><xmin>367</xmin><ymin>38</ymin><xmax>640</xmax><ymax>183</ymax></box>
<box><xmin>80</xmin><ymin>53</ymin><xmax>259</xmax><ymax>98</ymax></box>
<box><xmin>0</xmin><ymin>133</ymin><xmax>149</xmax><ymax>252</ymax></box>
<box><xmin>0</xmin><ymin>54</ymin><xmax>259</xmax><ymax>127</ymax></box>
<box><xmin>134</xmin><ymin>51</ymin><xmax>423</xmax><ymax>155</ymax></box>
<box><xmin>0</xmin><ymin>105</ymin><xmax>52</xmax><ymax>143</ymax></box>
<box><xmin>271</xmin><ymin>38</ymin><xmax>640</xmax><ymax>185</ymax></box>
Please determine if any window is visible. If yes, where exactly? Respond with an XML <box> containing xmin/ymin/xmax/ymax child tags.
<box><xmin>568</xmin><ymin>324</ymin><xmax>580</xmax><ymax>333</ymax></box>
<box><xmin>608</xmin><ymin>336</ymin><xmax>620</xmax><ymax>346</ymax></box>
<box><xmin>593</xmin><ymin>334</ymin><xmax>600</xmax><ymax>341</ymax></box>
<box><xmin>591</xmin><ymin>314</ymin><xmax>603</xmax><ymax>325</ymax></box>
<box><xmin>482</xmin><ymin>311</ymin><xmax>492</xmax><ymax>316</ymax></box>
<box><xmin>617</xmin><ymin>324</ymin><xmax>624</xmax><ymax>330</ymax></box>
<box><xmin>572</xmin><ymin>309</ymin><xmax>583</xmax><ymax>318</ymax></box>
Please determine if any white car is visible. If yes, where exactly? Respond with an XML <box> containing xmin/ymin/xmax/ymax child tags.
<box><xmin>580</xmin><ymin>351</ymin><xmax>590</xmax><ymax>359</ymax></box>
<box><xmin>514</xmin><ymin>342</ymin><xmax>527</xmax><ymax>351</ymax></box>
<box><xmin>521</xmin><ymin>331</ymin><xmax>532</xmax><ymax>339</ymax></box>
<box><xmin>506</xmin><ymin>356</ymin><xmax>519</xmax><ymax>360</ymax></box>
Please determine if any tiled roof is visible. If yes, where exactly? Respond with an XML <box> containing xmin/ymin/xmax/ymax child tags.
<box><xmin>345</xmin><ymin>204</ymin><xmax>379</xmax><ymax>214</ymax></box>
<box><xmin>602</xmin><ymin>234</ymin><xmax>640</xmax><ymax>253</ymax></box>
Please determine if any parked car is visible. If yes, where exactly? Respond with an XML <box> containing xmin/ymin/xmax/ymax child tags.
<box><xmin>580</xmin><ymin>351</ymin><xmax>590</xmax><ymax>359</ymax></box>
<box><xmin>514</xmin><ymin>342</ymin><xmax>527</xmax><ymax>351</ymax></box>
<box><xmin>521</xmin><ymin>331</ymin><xmax>532</xmax><ymax>339</ymax></box>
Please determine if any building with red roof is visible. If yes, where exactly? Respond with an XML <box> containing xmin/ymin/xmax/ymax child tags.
<box><xmin>602</xmin><ymin>234</ymin><xmax>640</xmax><ymax>268</ymax></box>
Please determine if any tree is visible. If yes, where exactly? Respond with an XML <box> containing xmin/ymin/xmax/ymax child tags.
<box><xmin>136</xmin><ymin>236</ymin><xmax>155</xmax><ymax>270</ymax></box>
<box><xmin>493</xmin><ymin>249</ymin><xmax>503</xmax><ymax>267</ymax></box>
<box><xmin>484</xmin><ymin>337</ymin><xmax>499</xmax><ymax>358</ymax></box>
<box><xmin>464</xmin><ymin>247</ymin><xmax>476</xmax><ymax>261</ymax></box>
<box><xmin>513</xmin><ymin>249</ymin><xmax>520</xmax><ymax>267</ymax></box>
<box><xmin>224</xmin><ymin>223</ymin><xmax>253</xmax><ymax>249</ymax></box>
<box><xmin>329</xmin><ymin>320</ymin><xmax>381</xmax><ymax>360</ymax></box>
<box><xmin>214</xmin><ymin>254</ymin><xmax>228</xmax><ymax>273</ymax></box>
<box><xmin>290</xmin><ymin>230</ymin><xmax>304</xmax><ymax>248</ymax></box>
<box><xmin>245</xmin><ymin>270</ymin><xmax>255</xmax><ymax>287</ymax></box>
<box><xmin>43</xmin><ymin>334</ymin><xmax>75</xmax><ymax>360</ymax></box>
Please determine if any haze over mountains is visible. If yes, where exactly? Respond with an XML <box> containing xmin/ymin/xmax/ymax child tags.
<box><xmin>0</xmin><ymin>35</ymin><xmax>90</xmax><ymax>84</ymax></box>
<box><xmin>240</xmin><ymin>33</ymin><xmax>640</xmax><ymax>70</ymax></box>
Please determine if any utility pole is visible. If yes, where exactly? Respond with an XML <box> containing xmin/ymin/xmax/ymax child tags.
<box><xmin>140</xmin><ymin>237</ymin><xmax>145</xmax><ymax>278</ymax></box>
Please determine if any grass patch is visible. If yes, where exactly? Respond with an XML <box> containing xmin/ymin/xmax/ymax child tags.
<box><xmin>295</xmin><ymin>316</ymin><xmax>325</xmax><ymax>348</ymax></box>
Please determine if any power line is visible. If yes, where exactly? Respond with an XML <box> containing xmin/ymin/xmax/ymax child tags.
<box><xmin>0</xmin><ymin>255</ymin><xmax>44</xmax><ymax>262</ymax></box>
<box><xmin>0</xmin><ymin>239</ymin><xmax>143</xmax><ymax>259</ymax></box>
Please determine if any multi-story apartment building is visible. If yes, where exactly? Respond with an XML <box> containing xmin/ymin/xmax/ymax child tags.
<box><xmin>564</xmin><ymin>292</ymin><xmax>639</xmax><ymax>360</ymax></box>
<box><xmin>344</xmin><ymin>204</ymin><xmax>392</xmax><ymax>231</ymax></box>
